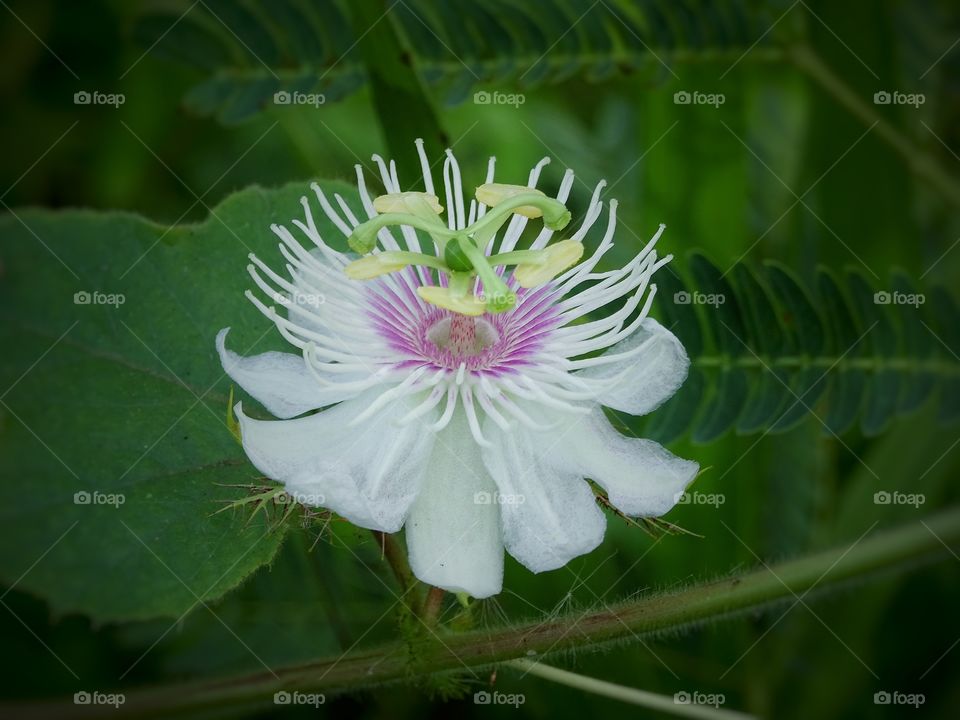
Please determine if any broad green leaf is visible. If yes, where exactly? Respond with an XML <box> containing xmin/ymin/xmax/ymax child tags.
<box><xmin>0</xmin><ymin>181</ymin><xmax>357</xmax><ymax>622</ymax></box>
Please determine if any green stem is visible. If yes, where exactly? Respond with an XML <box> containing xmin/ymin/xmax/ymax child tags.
<box><xmin>349</xmin><ymin>213</ymin><xmax>452</xmax><ymax>253</ymax></box>
<box><xmin>375</xmin><ymin>251</ymin><xmax>449</xmax><ymax>273</ymax></box>
<box><xmin>507</xmin><ymin>659</ymin><xmax>755</xmax><ymax>720</ymax></box>
<box><xmin>15</xmin><ymin>507</ymin><xmax>960</xmax><ymax>719</ymax></box>
<box><xmin>372</xmin><ymin>531</ymin><xmax>419</xmax><ymax>605</ymax></box>
<box><xmin>469</xmin><ymin>193</ymin><xmax>570</xmax><ymax>234</ymax></box>
<box><xmin>459</xmin><ymin>240</ymin><xmax>515</xmax><ymax>312</ymax></box>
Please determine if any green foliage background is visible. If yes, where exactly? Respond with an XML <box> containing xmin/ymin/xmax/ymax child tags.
<box><xmin>1</xmin><ymin>0</ymin><xmax>959</xmax><ymax>718</ymax></box>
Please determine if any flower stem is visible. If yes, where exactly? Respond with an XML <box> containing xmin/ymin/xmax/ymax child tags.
<box><xmin>507</xmin><ymin>659</ymin><xmax>754</xmax><ymax>720</ymax></box>
<box><xmin>372</xmin><ymin>531</ymin><xmax>416</xmax><ymax>597</ymax></box>
<box><xmin>421</xmin><ymin>586</ymin><xmax>446</xmax><ymax>626</ymax></box>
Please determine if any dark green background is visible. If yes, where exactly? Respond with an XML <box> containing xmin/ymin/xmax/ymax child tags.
<box><xmin>1</xmin><ymin>1</ymin><xmax>959</xmax><ymax>718</ymax></box>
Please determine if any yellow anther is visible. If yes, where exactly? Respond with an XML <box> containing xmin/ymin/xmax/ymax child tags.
<box><xmin>475</xmin><ymin>183</ymin><xmax>546</xmax><ymax>218</ymax></box>
<box><xmin>514</xmin><ymin>240</ymin><xmax>584</xmax><ymax>288</ymax></box>
<box><xmin>417</xmin><ymin>286</ymin><xmax>488</xmax><ymax>316</ymax></box>
<box><xmin>373</xmin><ymin>192</ymin><xmax>443</xmax><ymax>215</ymax></box>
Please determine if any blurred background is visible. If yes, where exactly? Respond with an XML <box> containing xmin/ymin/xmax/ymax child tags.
<box><xmin>1</xmin><ymin>0</ymin><xmax>960</xmax><ymax>718</ymax></box>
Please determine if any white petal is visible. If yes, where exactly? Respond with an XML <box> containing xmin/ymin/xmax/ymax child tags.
<box><xmin>217</xmin><ymin>328</ymin><xmax>362</xmax><ymax>419</ymax></box>
<box><xmin>481</xmin><ymin>418</ymin><xmax>606</xmax><ymax>573</ymax></box>
<box><xmin>235</xmin><ymin>389</ymin><xmax>435</xmax><ymax>532</ymax></box>
<box><xmin>577</xmin><ymin>318</ymin><xmax>689</xmax><ymax>416</ymax></box>
<box><xmin>556</xmin><ymin>408</ymin><xmax>698</xmax><ymax>517</ymax></box>
<box><xmin>406</xmin><ymin>409</ymin><xmax>503</xmax><ymax>598</ymax></box>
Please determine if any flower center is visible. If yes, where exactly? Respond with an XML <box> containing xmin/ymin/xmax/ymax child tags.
<box><xmin>427</xmin><ymin>314</ymin><xmax>499</xmax><ymax>358</ymax></box>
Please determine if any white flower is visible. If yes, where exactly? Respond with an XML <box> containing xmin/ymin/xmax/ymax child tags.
<box><xmin>217</xmin><ymin>140</ymin><xmax>698</xmax><ymax>599</ymax></box>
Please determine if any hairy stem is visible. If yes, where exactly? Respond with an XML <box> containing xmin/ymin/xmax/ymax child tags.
<box><xmin>15</xmin><ymin>506</ymin><xmax>960</xmax><ymax>719</ymax></box>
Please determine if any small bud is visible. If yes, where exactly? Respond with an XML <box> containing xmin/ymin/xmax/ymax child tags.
<box><xmin>417</xmin><ymin>286</ymin><xmax>488</xmax><ymax>316</ymax></box>
<box><xmin>514</xmin><ymin>240</ymin><xmax>584</xmax><ymax>288</ymax></box>
<box><xmin>344</xmin><ymin>254</ymin><xmax>408</xmax><ymax>280</ymax></box>
<box><xmin>476</xmin><ymin>183</ymin><xmax>546</xmax><ymax>218</ymax></box>
<box><xmin>373</xmin><ymin>192</ymin><xmax>443</xmax><ymax>216</ymax></box>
